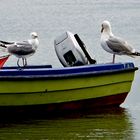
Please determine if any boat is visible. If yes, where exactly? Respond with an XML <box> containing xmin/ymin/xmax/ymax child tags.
<box><xmin>0</xmin><ymin>62</ymin><xmax>138</xmax><ymax>112</ymax></box>
<box><xmin>0</xmin><ymin>32</ymin><xmax>138</xmax><ymax>112</ymax></box>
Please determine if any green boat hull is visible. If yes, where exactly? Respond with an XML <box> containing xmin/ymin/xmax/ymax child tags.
<box><xmin>0</xmin><ymin>70</ymin><xmax>135</xmax><ymax>108</ymax></box>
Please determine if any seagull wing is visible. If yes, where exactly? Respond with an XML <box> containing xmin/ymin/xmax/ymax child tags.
<box><xmin>8</xmin><ymin>43</ymin><xmax>35</xmax><ymax>56</ymax></box>
<box><xmin>16</xmin><ymin>41</ymin><xmax>30</xmax><ymax>46</ymax></box>
<box><xmin>106</xmin><ymin>36</ymin><xmax>133</xmax><ymax>54</ymax></box>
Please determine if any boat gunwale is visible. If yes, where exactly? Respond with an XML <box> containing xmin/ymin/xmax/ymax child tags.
<box><xmin>0</xmin><ymin>67</ymin><xmax>137</xmax><ymax>81</ymax></box>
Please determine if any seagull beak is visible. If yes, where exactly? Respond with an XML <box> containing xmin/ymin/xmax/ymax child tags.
<box><xmin>101</xmin><ymin>26</ymin><xmax>104</xmax><ymax>33</ymax></box>
<box><xmin>33</xmin><ymin>35</ymin><xmax>38</xmax><ymax>38</ymax></box>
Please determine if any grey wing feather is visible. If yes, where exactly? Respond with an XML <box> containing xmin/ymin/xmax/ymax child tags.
<box><xmin>8</xmin><ymin>44</ymin><xmax>34</xmax><ymax>55</ymax></box>
<box><xmin>106</xmin><ymin>36</ymin><xmax>133</xmax><ymax>54</ymax></box>
<box><xmin>16</xmin><ymin>41</ymin><xmax>30</xmax><ymax>46</ymax></box>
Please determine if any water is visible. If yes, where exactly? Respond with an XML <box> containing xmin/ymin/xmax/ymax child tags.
<box><xmin>0</xmin><ymin>0</ymin><xmax>140</xmax><ymax>139</ymax></box>
<box><xmin>0</xmin><ymin>108</ymin><xmax>136</xmax><ymax>140</ymax></box>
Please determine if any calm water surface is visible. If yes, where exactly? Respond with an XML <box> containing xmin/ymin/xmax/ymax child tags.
<box><xmin>0</xmin><ymin>0</ymin><xmax>140</xmax><ymax>139</ymax></box>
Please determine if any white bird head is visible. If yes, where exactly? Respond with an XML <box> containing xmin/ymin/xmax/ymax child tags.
<box><xmin>101</xmin><ymin>20</ymin><xmax>112</xmax><ymax>34</ymax></box>
<box><xmin>28</xmin><ymin>32</ymin><xmax>39</xmax><ymax>48</ymax></box>
<box><xmin>30</xmin><ymin>32</ymin><xmax>38</xmax><ymax>39</ymax></box>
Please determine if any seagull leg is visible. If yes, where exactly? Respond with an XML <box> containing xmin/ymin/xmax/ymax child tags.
<box><xmin>112</xmin><ymin>54</ymin><xmax>115</xmax><ymax>63</ymax></box>
<box><xmin>24</xmin><ymin>58</ymin><xmax>27</xmax><ymax>66</ymax></box>
<box><xmin>22</xmin><ymin>58</ymin><xmax>25</xmax><ymax>67</ymax></box>
<box><xmin>22</xmin><ymin>58</ymin><xmax>27</xmax><ymax>67</ymax></box>
<box><xmin>17</xmin><ymin>58</ymin><xmax>20</xmax><ymax>67</ymax></box>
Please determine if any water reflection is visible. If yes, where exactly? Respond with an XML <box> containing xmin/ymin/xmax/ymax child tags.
<box><xmin>0</xmin><ymin>107</ymin><xmax>134</xmax><ymax>140</ymax></box>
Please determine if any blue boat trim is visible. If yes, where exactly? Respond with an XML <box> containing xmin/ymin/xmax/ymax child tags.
<box><xmin>0</xmin><ymin>62</ymin><xmax>137</xmax><ymax>80</ymax></box>
<box><xmin>0</xmin><ymin>67</ymin><xmax>137</xmax><ymax>80</ymax></box>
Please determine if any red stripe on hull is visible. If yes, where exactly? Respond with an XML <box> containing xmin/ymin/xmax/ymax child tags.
<box><xmin>0</xmin><ymin>92</ymin><xmax>128</xmax><ymax>115</ymax></box>
<box><xmin>45</xmin><ymin>92</ymin><xmax>128</xmax><ymax>112</ymax></box>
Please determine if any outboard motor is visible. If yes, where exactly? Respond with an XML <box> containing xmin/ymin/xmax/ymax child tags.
<box><xmin>54</xmin><ymin>31</ymin><xmax>96</xmax><ymax>67</ymax></box>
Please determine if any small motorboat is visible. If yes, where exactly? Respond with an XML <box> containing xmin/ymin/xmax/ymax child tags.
<box><xmin>0</xmin><ymin>62</ymin><xmax>137</xmax><ymax>112</ymax></box>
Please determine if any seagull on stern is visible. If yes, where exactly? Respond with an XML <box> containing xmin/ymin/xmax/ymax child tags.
<box><xmin>0</xmin><ymin>32</ymin><xmax>39</xmax><ymax>67</ymax></box>
<box><xmin>100</xmin><ymin>20</ymin><xmax>140</xmax><ymax>63</ymax></box>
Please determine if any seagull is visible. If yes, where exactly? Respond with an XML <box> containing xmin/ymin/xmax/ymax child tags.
<box><xmin>100</xmin><ymin>20</ymin><xmax>140</xmax><ymax>63</ymax></box>
<box><xmin>0</xmin><ymin>32</ymin><xmax>39</xmax><ymax>67</ymax></box>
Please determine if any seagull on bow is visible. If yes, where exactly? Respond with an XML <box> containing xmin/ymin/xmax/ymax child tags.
<box><xmin>0</xmin><ymin>32</ymin><xmax>39</xmax><ymax>67</ymax></box>
<box><xmin>100</xmin><ymin>20</ymin><xmax>140</xmax><ymax>63</ymax></box>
